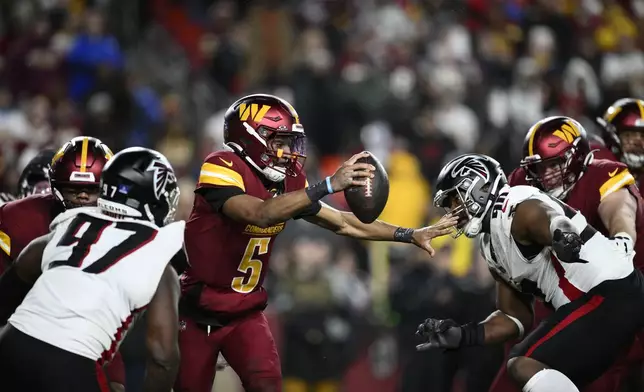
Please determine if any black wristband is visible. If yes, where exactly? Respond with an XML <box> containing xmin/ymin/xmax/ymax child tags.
<box><xmin>305</xmin><ymin>180</ymin><xmax>330</xmax><ymax>203</ymax></box>
<box><xmin>460</xmin><ymin>322</ymin><xmax>486</xmax><ymax>347</ymax></box>
<box><xmin>394</xmin><ymin>227</ymin><xmax>414</xmax><ymax>243</ymax></box>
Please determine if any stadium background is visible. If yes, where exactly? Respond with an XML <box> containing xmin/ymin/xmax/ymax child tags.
<box><xmin>0</xmin><ymin>0</ymin><xmax>642</xmax><ymax>391</ymax></box>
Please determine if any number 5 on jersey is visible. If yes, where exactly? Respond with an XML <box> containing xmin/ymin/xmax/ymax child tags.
<box><xmin>232</xmin><ymin>237</ymin><xmax>270</xmax><ymax>294</ymax></box>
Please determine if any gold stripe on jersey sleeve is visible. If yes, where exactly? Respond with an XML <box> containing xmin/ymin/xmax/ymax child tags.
<box><xmin>199</xmin><ymin>163</ymin><xmax>246</xmax><ymax>191</ymax></box>
<box><xmin>599</xmin><ymin>170</ymin><xmax>635</xmax><ymax>200</ymax></box>
<box><xmin>0</xmin><ymin>230</ymin><xmax>10</xmax><ymax>256</ymax></box>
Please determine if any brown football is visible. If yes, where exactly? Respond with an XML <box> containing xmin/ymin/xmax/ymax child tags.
<box><xmin>344</xmin><ymin>152</ymin><xmax>390</xmax><ymax>224</ymax></box>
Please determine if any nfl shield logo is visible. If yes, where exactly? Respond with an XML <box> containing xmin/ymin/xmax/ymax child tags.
<box><xmin>179</xmin><ymin>320</ymin><xmax>187</xmax><ymax>332</ymax></box>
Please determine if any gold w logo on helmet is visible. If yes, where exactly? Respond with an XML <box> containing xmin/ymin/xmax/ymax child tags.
<box><xmin>239</xmin><ymin>103</ymin><xmax>271</xmax><ymax>122</ymax></box>
<box><xmin>552</xmin><ymin>122</ymin><xmax>581</xmax><ymax>143</ymax></box>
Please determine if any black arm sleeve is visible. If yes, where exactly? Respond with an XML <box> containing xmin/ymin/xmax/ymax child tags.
<box><xmin>196</xmin><ymin>186</ymin><xmax>322</xmax><ymax>218</ymax></box>
<box><xmin>294</xmin><ymin>201</ymin><xmax>322</xmax><ymax>219</ymax></box>
<box><xmin>196</xmin><ymin>186</ymin><xmax>245</xmax><ymax>213</ymax></box>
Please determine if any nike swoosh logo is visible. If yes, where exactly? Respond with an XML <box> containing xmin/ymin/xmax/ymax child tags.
<box><xmin>219</xmin><ymin>158</ymin><xmax>233</xmax><ymax>167</ymax></box>
<box><xmin>608</xmin><ymin>168</ymin><xmax>619</xmax><ymax>177</ymax></box>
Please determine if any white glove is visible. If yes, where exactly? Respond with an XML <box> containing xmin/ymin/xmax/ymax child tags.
<box><xmin>611</xmin><ymin>232</ymin><xmax>634</xmax><ymax>256</ymax></box>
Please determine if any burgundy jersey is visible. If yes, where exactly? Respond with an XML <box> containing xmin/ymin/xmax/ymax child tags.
<box><xmin>590</xmin><ymin>140</ymin><xmax>618</xmax><ymax>161</ymax></box>
<box><xmin>508</xmin><ymin>159</ymin><xmax>644</xmax><ymax>271</ymax></box>
<box><xmin>0</xmin><ymin>194</ymin><xmax>62</xmax><ymax>273</ymax></box>
<box><xmin>589</xmin><ymin>139</ymin><xmax>644</xmax><ymax>198</ymax></box>
<box><xmin>183</xmin><ymin>150</ymin><xmax>309</xmax><ymax>316</ymax></box>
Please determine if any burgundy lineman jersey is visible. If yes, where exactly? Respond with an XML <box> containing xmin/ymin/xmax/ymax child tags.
<box><xmin>183</xmin><ymin>150</ymin><xmax>320</xmax><ymax>316</ymax></box>
<box><xmin>0</xmin><ymin>194</ymin><xmax>63</xmax><ymax>273</ymax></box>
<box><xmin>508</xmin><ymin>159</ymin><xmax>644</xmax><ymax>271</ymax></box>
<box><xmin>590</xmin><ymin>140</ymin><xmax>618</xmax><ymax>161</ymax></box>
<box><xmin>589</xmin><ymin>138</ymin><xmax>644</xmax><ymax>194</ymax></box>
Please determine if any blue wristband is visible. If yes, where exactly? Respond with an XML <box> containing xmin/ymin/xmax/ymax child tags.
<box><xmin>325</xmin><ymin>176</ymin><xmax>334</xmax><ymax>194</ymax></box>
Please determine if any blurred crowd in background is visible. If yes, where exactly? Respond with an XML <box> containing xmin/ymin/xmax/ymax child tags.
<box><xmin>1</xmin><ymin>0</ymin><xmax>643</xmax><ymax>391</ymax></box>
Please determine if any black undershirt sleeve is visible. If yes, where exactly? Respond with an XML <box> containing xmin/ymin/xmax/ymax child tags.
<box><xmin>196</xmin><ymin>186</ymin><xmax>322</xmax><ymax>219</ymax></box>
<box><xmin>196</xmin><ymin>186</ymin><xmax>245</xmax><ymax>213</ymax></box>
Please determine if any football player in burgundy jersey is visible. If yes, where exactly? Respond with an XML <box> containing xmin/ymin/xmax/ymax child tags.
<box><xmin>489</xmin><ymin>116</ymin><xmax>644</xmax><ymax>392</ymax></box>
<box><xmin>596</xmin><ymin>98</ymin><xmax>644</xmax><ymax>191</ymax></box>
<box><xmin>0</xmin><ymin>149</ymin><xmax>55</xmax><ymax>207</ymax></box>
<box><xmin>0</xmin><ymin>137</ymin><xmax>126</xmax><ymax>390</ymax></box>
<box><xmin>0</xmin><ymin>137</ymin><xmax>113</xmax><ymax>273</ymax></box>
<box><xmin>176</xmin><ymin>94</ymin><xmax>458</xmax><ymax>392</ymax></box>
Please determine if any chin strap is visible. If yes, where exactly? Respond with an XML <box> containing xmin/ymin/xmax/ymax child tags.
<box><xmin>225</xmin><ymin>142</ymin><xmax>286</xmax><ymax>182</ymax></box>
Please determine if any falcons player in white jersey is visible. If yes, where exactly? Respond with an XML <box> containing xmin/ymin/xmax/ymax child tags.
<box><xmin>415</xmin><ymin>154</ymin><xmax>644</xmax><ymax>392</ymax></box>
<box><xmin>0</xmin><ymin>147</ymin><xmax>184</xmax><ymax>392</ymax></box>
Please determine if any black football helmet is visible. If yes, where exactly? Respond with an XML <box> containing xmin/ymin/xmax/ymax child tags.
<box><xmin>18</xmin><ymin>149</ymin><xmax>56</xmax><ymax>198</ymax></box>
<box><xmin>98</xmin><ymin>147</ymin><xmax>179</xmax><ymax>227</ymax></box>
<box><xmin>434</xmin><ymin>154</ymin><xmax>507</xmax><ymax>238</ymax></box>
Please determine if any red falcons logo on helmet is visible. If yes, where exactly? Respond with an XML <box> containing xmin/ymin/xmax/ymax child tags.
<box><xmin>450</xmin><ymin>156</ymin><xmax>490</xmax><ymax>182</ymax></box>
<box><xmin>146</xmin><ymin>159</ymin><xmax>175</xmax><ymax>200</ymax></box>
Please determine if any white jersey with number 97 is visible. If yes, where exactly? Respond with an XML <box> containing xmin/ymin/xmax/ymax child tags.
<box><xmin>9</xmin><ymin>207</ymin><xmax>185</xmax><ymax>362</ymax></box>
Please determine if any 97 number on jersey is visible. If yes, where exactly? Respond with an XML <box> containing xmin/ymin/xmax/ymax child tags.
<box><xmin>50</xmin><ymin>215</ymin><xmax>157</xmax><ymax>273</ymax></box>
<box><xmin>232</xmin><ymin>237</ymin><xmax>270</xmax><ymax>294</ymax></box>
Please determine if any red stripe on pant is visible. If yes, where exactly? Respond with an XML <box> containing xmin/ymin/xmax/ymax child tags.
<box><xmin>526</xmin><ymin>295</ymin><xmax>604</xmax><ymax>357</ymax></box>
<box><xmin>550</xmin><ymin>254</ymin><xmax>585</xmax><ymax>301</ymax></box>
<box><xmin>95</xmin><ymin>362</ymin><xmax>110</xmax><ymax>392</ymax></box>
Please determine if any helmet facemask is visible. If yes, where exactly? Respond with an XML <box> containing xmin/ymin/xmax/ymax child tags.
<box><xmin>53</xmin><ymin>182</ymin><xmax>101</xmax><ymax>209</ymax></box>
<box><xmin>598</xmin><ymin>99</ymin><xmax>644</xmax><ymax>170</ymax></box>
<box><xmin>241</xmin><ymin>123</ymin><xmax>307</xmax><ymax>183</ymax></box>
<box><xmin>20</xmin><ymin>176</ymin><xmax>51</xmax><ymax>198</ymax></box>
<box><xmin>161</xmin><ymin>185</ymin><xmax>180</xmax><ymax>226</ymax></box>
<box><xmin>521</xmin><ymin>141</ymin><xmax>592</xmax><ymax>200</ymax></box>
<box><xmin>29</xmin><ymin>180</ymin><xmax>51</xmax><ymax>196</ymax></box>
<box><xmin>434</xmin><ymin>176</ymin><xmax>501</xmax><ymax>238</ymax></box>
<box><xmin>617</xmin><ymin>127</ymin><xmax>644</xmax><ymax>169</ymax></box>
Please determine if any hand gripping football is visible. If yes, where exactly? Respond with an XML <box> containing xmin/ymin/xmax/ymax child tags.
<box><xmin>344</xmin><ymin>152</ymin><xmax>390</xmax><ymax>223</ymax></box>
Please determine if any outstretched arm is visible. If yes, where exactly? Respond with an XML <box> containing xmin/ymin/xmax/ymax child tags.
<box><xmin>220</xmin><ymin>152</ymin><xmax>374</xmax><ymax>228</ymax></box>
<box><xmin>306</xmin><ymin>205</ymin><xmax>458</xmax><ymax>256</ymax></box>
<box><xmin>0</xmin><ymin>233</ymin><xmax>50</xmax><ymax>323</ymax></box>
<box><xmin>416</xmin><ymin>270</ymin><xmax>533</xmax><ymax>351</ymax></box>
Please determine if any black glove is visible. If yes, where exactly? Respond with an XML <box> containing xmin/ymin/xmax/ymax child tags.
<box><xmin>415</xmin><ymin>318</ymin><xmax>484</xmax><ymax>351</ymax></box>
<box><xmin>552</xmin><ymin>229</ymin><xmax>584</xmax><ymax>263</ymax></box>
